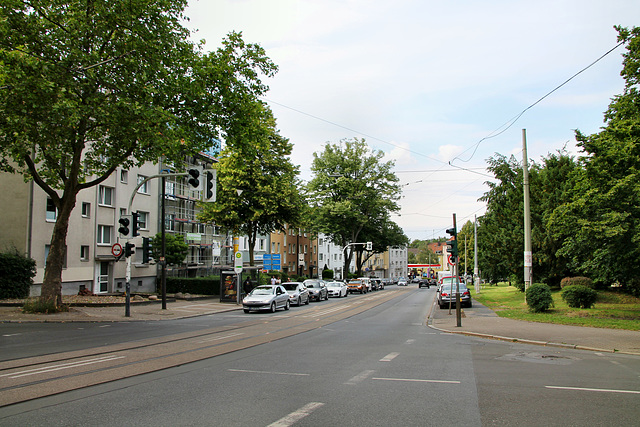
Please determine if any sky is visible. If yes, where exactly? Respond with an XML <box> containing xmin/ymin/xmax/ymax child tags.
<box><xmin>184</xmin><ymin>0</ymin><xmax>639</xmax><ymax>241</ymax></box>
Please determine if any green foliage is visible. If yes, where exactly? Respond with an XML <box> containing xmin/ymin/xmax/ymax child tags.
<box><xmin>22</xmin><ymin>298</ymin><xmax>69</xmax><ymax>314</ymax></box>
<box><xmin>322</xmin><ymin>268</ymin><xmax>334</xmax><ymax>279</ymax></box>
<box><xmin>526</xmin><ymin>283</ymin><xmax>554</xmax><ymax>313</ymax></box>
<box><xmin>305</xmin><ymin>138</ymin><xmax>403</xmax><ymax>275</ymax></box>
<box><xmin>0</xmin><ymin>249</ymin><xmax>36</xmax><ymax>299</ymax></box>
<box><xmin>151</xmin><ymin>233</ymin><xmax>188</xmax><ymax>266</ymax></box>
<box><xmin>560</xmin><ymin>276</ymin><xmax>594</xmax><ymax>289</ymax></box>
<box><xmin>166</xmin><ymin>277</ymin><xmax>220</xmax><ymax>295</ymax></box>
<box><xmin>561</xmin><ymin>285</ymin><xmax>598</xmax><ymax>309</ymax></box>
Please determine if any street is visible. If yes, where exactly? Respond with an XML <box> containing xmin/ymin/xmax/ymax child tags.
<box><xmin>1</xmin><ymin>286</ymin><xmax>639</xmax><ymax>426</ymax></box>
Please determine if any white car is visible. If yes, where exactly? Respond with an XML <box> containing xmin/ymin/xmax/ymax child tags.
<box><xmin>397</xmin><ymin>277</ymin><xmax>408</xmax><ymax>286</ymax></box>
<box><xmin>325</xmin><ymin>281</ymin><xmax>348</xmax><ymax>298</ymax></box>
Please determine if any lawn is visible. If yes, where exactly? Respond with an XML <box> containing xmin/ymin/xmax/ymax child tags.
<box><xmin>471</xmin><ymin>284</ymin><xmax>640</xmax><ymax>331</ymax></box>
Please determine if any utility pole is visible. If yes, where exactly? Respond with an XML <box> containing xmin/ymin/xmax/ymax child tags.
<box><xmin>522</xmin><ymin>129</ymin><xmax>533</xmax><ymax>298</ymax></box>
<box><xmin>474</xmin><ymin>215</ymin><xmax>479</xmax><ymax>294</ymax></box>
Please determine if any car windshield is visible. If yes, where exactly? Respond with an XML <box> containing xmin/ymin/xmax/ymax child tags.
<box><xmin>282</xmin><ymin>283</ymin><xmax>299</xmax><ymax>291</ymax></box>
<box><xmin>441</xmin><ymin>284</ymin><xmax>467</xmax><ymax>293</ymax></box>
<box><xmin>326</xmin><ymin>283</ymin><xmax>341</xmax><ymax>287</ymax></box>
<box><xmin>251</xmin><ymin>286</ymin><xmax>274</xmax><ymax>295</ymax></box>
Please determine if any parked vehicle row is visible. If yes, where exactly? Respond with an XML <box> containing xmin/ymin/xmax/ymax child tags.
<box><xmin>243</xmin><ymin>278</ymin><xmax>350</xmax><ymax>313</ymax></box>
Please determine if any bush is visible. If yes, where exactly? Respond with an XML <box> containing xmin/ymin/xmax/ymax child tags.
<box><xmin>561</xmin><ymin>285</ymin><xmax>598</xmax><ymax>309</ymax></box>
<box><xmin>560</xmin><ymin>276</ymin><xmax>594</xmax><ymax>289</ymax></box>
<box><xmin>526</xmin><ymin>283</ymin><xmax>554</xmax><ymax>313</ymax></box>
<box><xmin>322</xmin><ymin>268</ymin><xmax>334</xmax><ymax>280</ymax></box>
<box><xmin>0</xmin><ymin>249</ymin><xmax>36</xmax><ymax>299</ymax></box>
<box><xmin>166</xmin><ymin>277</ymin><xmax>219</xmax><ymax>295</ymax></box>
<box><xmin>22</xmin><ymin>298</ymin><xmax>69</xmax><ymax>314</ymax></box>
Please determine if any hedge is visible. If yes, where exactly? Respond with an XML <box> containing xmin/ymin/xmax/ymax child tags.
<box><xmin>0</xmin><ymin>250</ymin><xmax>36</xmax><ymax>299</ymax></box>
<box><xmin>165</xmin><ymin>276</ymin><xmax>220</xmax><ymax>295</ymax></box>
<box><xmin>561</xmin><ymin>285</ymin><xmax>598</xmax><ymax>309</ymax></box>
<box><xmin>560</xmin><ymin>276</ymin><xmax>594</xmax><ymax>289</ymax></box>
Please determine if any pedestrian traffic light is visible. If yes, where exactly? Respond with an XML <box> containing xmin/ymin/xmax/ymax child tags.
<box><xmin>187</xmin><ymin>165</ymin><xmax>203</xmax><ymax>190</ymax></box>
<box><xmin>124</xmin><ymin>242</ymin><xmax>135</xmax><ymax>258</ymax></box>
<box><xmin>204</xmin><ymin>169</ymin><xmax>216</xmax><ymax>202</ymax></box>
<box><xmin>142</xmin><ymin>237</ymin><xmax>153</xmax><ymax>264</ymax></box>
<box><xmin>118</xmin><ymin>215</ymin><xmax>131</xmax><ymax>237</ymax></box>
<box><xmin>131</xmin><ymin>211</ymin><xmax>140</xmax><ymax>237</ymax></box>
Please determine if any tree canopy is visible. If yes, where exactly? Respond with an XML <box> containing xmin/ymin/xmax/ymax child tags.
<box><xmin>305</xmin><ymin>138</ymin><xmax>403</xmax><ymax>276</ymax></box>
<box><xmin>0</xmin><ymin>1</ymin><xmax>277</xmax><ymax>306</ymax></box>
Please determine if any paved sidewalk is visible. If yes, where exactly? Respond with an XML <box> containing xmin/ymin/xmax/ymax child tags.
<box><xmin>0</xmin><ymin>298</ymin><xmax>242</xmax><ymax>323</ymax></box>
<box><xmin>428</xmin><ymin>299</ymin><xmax>640</xmax><ymax>355</ymax></box>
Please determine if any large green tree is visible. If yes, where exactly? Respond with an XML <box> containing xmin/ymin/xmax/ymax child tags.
<box><xmin>550</xmin><ymin>26</ymin><xmax>640</xmax><ymax>294</ymax></box>
<box><xmin>198</xmin><ymin>100</ymin><xmax>303</xmax><ymax>266</ymax></box>
<box><xmin>305</xmin><ymin>138</ymin><xmax>402</xmax><ymax>277</ymax></box>
<box><xmin>0</xmin><ymin>1</ymin><xmax>276</xmax><ymax>307</ymax></box>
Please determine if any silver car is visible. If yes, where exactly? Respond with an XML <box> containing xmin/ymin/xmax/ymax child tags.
<box><xmin>281</xmin><ymin>282</ymin><xmax>310</xmax><ymax>306</ymax></box>
<box><xmin>437</xmin><ymin>283</ymin><xmax>472</xmax><ymax>309</ymax></box>
<box><xmin>303</xmin><ymin>279</ymin><xmax>329</xmax><ymax>301</ymax></box>
<box><xmin>243</xmin><ymin>285</ymin><xmax>290</xmax><ymax>313</ymax></box>
<box><xmin>325</xmin><ymin>281</ymin><xmax>348</xmax><ymax>298</ymax></box>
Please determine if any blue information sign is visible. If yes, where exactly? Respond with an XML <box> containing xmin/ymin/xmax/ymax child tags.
<box><xmin>263</xmin><ymin>254</ymin><xmax>281</xmax><ymax>271</ymax></box>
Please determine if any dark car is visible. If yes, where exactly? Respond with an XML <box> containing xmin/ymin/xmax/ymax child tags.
<box><xmin>418</xmin><ymin>279</ymin><xmax>430</xmax><ymax>288</ymax></box>
<box><xmin>303</xmin><ymin>279</ymin><xmax>328</xmax><ymax>301</ymax></box>
<box><xmin>437</xmin><ymin>283</ymin><xmax>472</xmax><ymax>308</ymax></box>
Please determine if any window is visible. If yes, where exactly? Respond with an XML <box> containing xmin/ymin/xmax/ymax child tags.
<box><xmin>98</xmin><ymin>186</ymin><xmax>113</xmax><ymax>206</ymax></box>
<box><xmin>137</xmin><ymin>175</ymin><xmax>148</xmax><ymax>194</ymax></box>
<box><xmin>277</xmin><ymin>242</ymin><xmax>280</xmax><ymax>253</ymax></box>
<box><xmin>319</xmin><ymin>253</ymin><xmax>324</xmax><ymax>261</ymax></box>
<box><xmin>165</xmin><ymin>214</ymin><xmax>175</xmax><ymax>231</ymax></box>
<box><xmin>137</xmin><ymin>211</ymin><xmax>148</xmax><ymax>230</ymax></box>
<box><xmin>165</xmin><ymin>180</ymin><xmax>175</xmax><ymax>196</ymax></box>
<box><xmin>46</xmin><ymin>198</ymin><xmax>57</xmax><ymax>222</ymax></box>
<box><xmin>120</xmin><ymin>170</ymin><xmax>128</xmax><ymax>184</ymax></box>
<box><xmin>81</xmin><ymin>202</ymin><xmax>90</xmax><ymax>218</ymax></box>
<box><xmin>81</xmin><ymin>245</ymin><xmax>90</xmax><ymax>261</ymax></box>
<box><xmin>97</xmin><ymin>225</ymin><xmax>112</xmax><ymax>245</ymax></box>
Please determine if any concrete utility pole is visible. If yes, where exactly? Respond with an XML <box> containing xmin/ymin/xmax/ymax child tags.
<box><xmin>522</xmin><ymin>129</ymin><xmax>533</xmax><ymax>296</ymax></box>
<box><xmin>474</xmin><ymin>215</ymin><xmax>479</xmax><ymax>294</ymax></box>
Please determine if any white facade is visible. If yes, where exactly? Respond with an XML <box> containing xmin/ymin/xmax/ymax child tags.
<box><xmin>389</xmin><ymin>246</ymin><xmax>408</xmax><ymax>279</ymax></box>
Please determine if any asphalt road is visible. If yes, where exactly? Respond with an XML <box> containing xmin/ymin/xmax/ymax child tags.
<box><xmin>1</xmin><ymin>286</ymin><xmax>639</xmax><ymax>426</ymax></box>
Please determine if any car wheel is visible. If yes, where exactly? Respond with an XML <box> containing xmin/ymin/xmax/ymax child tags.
<box><xmin>285</xmin><ymin>300</ymin><xmax>290</xmax><ymax>310</ymax></box>
<box><xmin>297</xmin><ymin>297</ymin><xmax>301</xmax><ymax>307</ymax></box>
<box><xmin>325</xmin><ymin>293</ymin><xmax>329</xmax><ymax>300</ymax></box>
<box><xmin>244</xmin><ymin>309</ymin><xmax>250</xmax><ymax>313</ymax></box>
<box><xmin>468</xmin><ymin>301</ymin><xmax>473</xmax><ymax>308</ymax></box>
<box><xmin>305</xmin><ymin>296</ymin><xmax>310</xmax><ymax>305</ymax></box>
<box><xmin>270</xmin><ymin>302</ymin><xmax>276</xmax><ymax>313</ymax></box>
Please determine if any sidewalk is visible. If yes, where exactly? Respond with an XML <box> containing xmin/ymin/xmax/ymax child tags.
<box><xmin>428</xmin><ymin>300</ymin><xmax>640</xmax><ymax>356</ymax></box>
<box><xmin>0</xmin><ymin>298</ymin><xmax>242</xmax><ymax>323</ymax></box>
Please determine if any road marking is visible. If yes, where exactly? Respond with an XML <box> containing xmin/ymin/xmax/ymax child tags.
<box><xmin>344</xmin><ymin>370</ymin><xmax>375</xmax><ymax>385</ymax></box>
<box><xmin>545</xmin><ymin>385</ymin><xmax>640</xmax><ymax>395</ymax></box>
<box><xmin>2</xmin><ymin>333</ymin><xmax>21</xmax><ymax>337</ymax></box>
<box><xmin>303</xmin><ymin>306</ymin><xmax>349</xmax><ymax>317</ymax></box>
<box><xmin>267</xmin><ymin>402</ymin><xmax>324</xmax><ymax>427</ymax></box>
<box><xmin>98</xmin><ymin>325</ymin><xmax>111</xmax><ymax>328</ymax></box>
<box><xmin>373</xmin><ymin>377</ymin><xmax>461</xmax><ymax>384</ymax></box>
<box><xmin>405</xmin><ymin>339</ymin><xmax>416</xmax><ymax>344</ymax></box>
<box><xmin>2</xmin><ymin>355</ymin><xmax>126</xmax><ymax>379</ymax></box>
<box><xmin>198</xmin><ymin>332</ymin><xmax>244</xmax><ymax>343</ymax></box>
<box><xmin>380</xmin><ymin>352</ymin><xmax>400</xmax><ymax>362</ymax></box>
<box><xmin>228</xmin><ymin>369</ymin><xmax>309</xmax><ymax>377</ymax></box>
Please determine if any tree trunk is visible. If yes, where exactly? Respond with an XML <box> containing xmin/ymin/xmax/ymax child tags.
<box><xmin>40</xmin><ymin>192</ymin><xmax>77</xmax><ymax>308</ymax></box>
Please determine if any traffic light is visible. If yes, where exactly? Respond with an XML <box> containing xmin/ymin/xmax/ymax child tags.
<box><xmin>446</xmin><ymin>226</ymin><xmax>458</xmax><ymax>259</ymax></box>
<box><xmin>204</xmin><ymin>169</ymin><xmax>216</xmax><ymax>202</ymax></box>
<box><xmin>187</xmin><ymin>165</ymin><xmax>203</xmax><ymax>190</ymax></box>
<box><xmin>366</xmin><ymin>241</ymin><xmax>372</xmax><ymax>251</ymax></box>
<box><xmin>124</xmin><ymin>242</ymin><xmax>135</xmax><ymax>258</ymax></box>
<box><xmin>131</xmin><ymin>211</ymin><xmax>140</xmax><ymax>237</ymax></box>
<box><xmin>118</xmin><ymin>215</ymin><xmax>131</xmax><ymax>237</ymax></box>
<box><xmin>142</xmin><ymin>237</ymin><xmax>153</xmax><ymax>264</ymax></box>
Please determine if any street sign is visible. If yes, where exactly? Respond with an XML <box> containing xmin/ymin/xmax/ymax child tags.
<box><xmin>111</xmin><ymin>243</ymin><xmax>123</xmax><ymax>258</ymax></box>
<box><xmin>234</xmin><ymin>251</ymin><xmax>243</xmax><ymax>273</ymax></box>
<box><xmin>447</xmin><ymin>254</ymin><xmax>456</xmax><ymax>266</ymax></box>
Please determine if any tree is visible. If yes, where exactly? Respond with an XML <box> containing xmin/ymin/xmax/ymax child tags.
<box><xmin>198</xmin><ymin>100</ymin><xmax>303</xmax><ymax>265</ymax></box>
<box><xmin>549</xmin><ymin>26</ymin><xmax>640</xmax><ymax>294</ymax></box>
<box><xmin>305</xmin><ymin>138</ymin><xmax>402</xmax><ymax>277</ymax></box>
<box><xmin>0</xmin><ymin>1</ymin><xmax>276</xmax><ymax>308</ymax></box>
<box><xmin>150</xmin><ymin>233</ymin><xmax>188</xmax><ymax>266</ymax></box>
<box><xmin>356</xmin><ymin>219</ymin><xmax>409</xmax><ymax>274</ymax></box>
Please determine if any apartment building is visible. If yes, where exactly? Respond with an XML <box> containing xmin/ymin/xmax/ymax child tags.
<box><xmin>268</xmin><ymin>226</ymin><xmax>317</xmax><ymax>278</ymax></box>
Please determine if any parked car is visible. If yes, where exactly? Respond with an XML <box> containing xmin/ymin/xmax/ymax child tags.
<box><xmin>372</xmin><ymin>278</ymin><xmax>383</xmax><ymax>290</ymax></box>
<box><xmin>347</xmin><ymin>279</ymin><xmax>367</xmax><ymax>294</ymax></box>
<box><xmin>326</xmin><ymin>281</ymin><xmax>348</xmax><ymax>298</ymax></box>
<box><xmin>357</xmin><ymin>277</ymin><xmax>372</xmax><ymax>292</ymax></box>
<box><xmin>243</xmin><ymin>285</ymin><xmax>290</xmax><ymax>313</ymax></box>
<box><xmin>437</xmin><ymin>283</ymin><xmax>472</xmax><ymax>308</ymax></box>
<box><xmin>397</xmin><ymin>277</ymin><xmax>407</xmax><ymax>286</ymax></box>
<box><xmin>303</xmin><ymin>279</ymin><xmax>329</xmax><ymax>301</ymax></box>
<box><xmin>281</xmin><ymin>282</ymin><xmax>310</xmax><ymax>306</ymax></box>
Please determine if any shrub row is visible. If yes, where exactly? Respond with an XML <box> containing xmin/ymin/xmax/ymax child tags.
<box><xmin>165</xmin><ymin>277</ymin><xmax>220</xmax><ymax>295</ymax></box>
<box><xmin>0</xmin><ymin>250</ymin><xmax>36</xmax><ymax>299</ymax></box>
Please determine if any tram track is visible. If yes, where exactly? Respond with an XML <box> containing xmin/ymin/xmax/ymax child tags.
<box><xmin>0</xmin><ymin>288</ymin><xmax>409</xmax><ymax>407</ymax></box>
